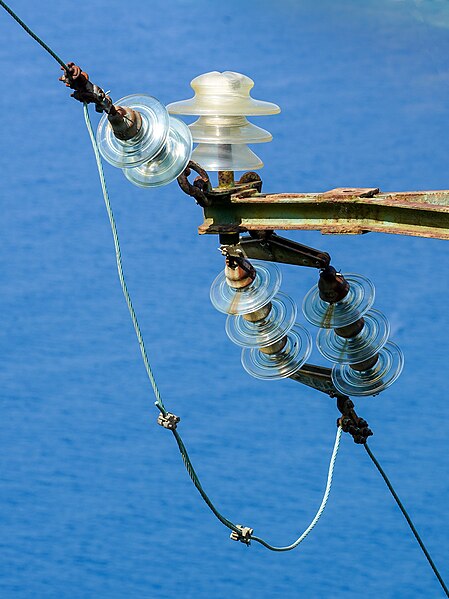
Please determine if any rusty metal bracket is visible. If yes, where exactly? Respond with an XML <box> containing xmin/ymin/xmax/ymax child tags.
<box><xmin>198</xmin><ymin>184</ymin><xmax>449</xmax><ymax>240</ymax></box>
<box><xmin>235</xmin><ymin>231</ymin><xmax>330</xmax><ymax>269</ymax></box>
<box><xmin>177</xmin><ymin>161</ymin><xmax>212</xmax><ymax>207</ymax></box>
<box><xmin>289</xmin><ymin>363</ymin><xmax>343</xmax><ymax>396</ymax></box>
<box><xmin>59</xmin><ymin>62</ymin><xmax>114</xmax><ymax>113</ymax></box>
<box><xmin>336</xmin><ymin>396</ymin><xmax>373</xmax><ymax>444</ymax></box>
<box><xmin>157</xmin><ymin>412</ymin><xmax>180</xmax><ymax>430</ymax></box>
<box><xmin>230</xmin><ymin>525</ymin><xmax>254</xmax><ymax>545</ymax></box>
<box><xmin>177</xmin><ymin>163</ymin><xmax>262</xmax><ymax>210</ymax></box>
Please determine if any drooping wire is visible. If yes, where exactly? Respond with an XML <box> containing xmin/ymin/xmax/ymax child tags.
<box><xmin>83</xmin><ymin>101</ymin><xmax>342</xmax><ymax>547</ymax></box>
<box><xmin>83</xmin><ymin>104</ymin><xmax>165</xmax><ymax>413</ymax></box>
<box><xmin>251</xmin><ymin>426</ymin><xmax>342</xmax><ymax>551</ymax></box>
<box><xmin>171</xmin><ymin>428</ymin><xmax>239</xmax><ymax>533</ymax></box>
<box><xmin>364</xmin><ymin>442</ymin><xmax>449</xmax><ymax>598</ymax></box>
<box><xmin>0</xmin><ymin>0</ymin><xmax>70</xmax><ymax>74</ymax></box>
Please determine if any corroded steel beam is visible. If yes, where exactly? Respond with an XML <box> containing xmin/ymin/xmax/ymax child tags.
<box><xmin>199</xmin><ymin>187</ymin><xmax>449</xmax><ymax>240</ymax></box>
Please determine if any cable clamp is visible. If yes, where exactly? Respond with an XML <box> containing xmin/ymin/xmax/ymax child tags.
<box><xmin>60</xmin><ymin>62</ymin><xmax>113</xmax><ymax>113</ymax></box>
<box><xmin>230</xmin><ymin>525</ymin><xmax>254</xmax><ymax>545</ymax></box>
<box><xmin>336</xmin><ymin>397</ymin><xmax>373</xmax><ymax>444</ymax></box>
<box><xmin>157</xmin><ymin>412</ymin><xmax>180</xmax><ymax>430</ymax></box>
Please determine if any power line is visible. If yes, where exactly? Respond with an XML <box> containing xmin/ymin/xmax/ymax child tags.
<box><xmin>251</xmin><ymin>426</ymin><xmax>342</xmax><ymax>551</ymax></box>
<box><xmin>365</xmin><ymin>442</ymin><xmax>449</xmax><ymax>597</ymax></box>
<box><xmin>0</xmin><ymin>0</ymin><xmax>70</xmax><ymax>74</ymax></box>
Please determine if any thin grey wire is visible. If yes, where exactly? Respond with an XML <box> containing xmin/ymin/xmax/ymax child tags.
<box><xmin>0</xmin><ymin>0</ymin><xmax>70</xmax><ymax>73</ymax></box>
<box><xmin>83</xmin><ymin>103</ymin><xmax>165</xmax><ymax>412</ymax></box>
<box><xmin>252</xmin><ymin>426</ymin><xmax>342</xmax><ymax>551</ymax></box>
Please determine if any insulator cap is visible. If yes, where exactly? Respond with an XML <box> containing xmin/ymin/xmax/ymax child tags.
<box><xmin>167</xmin><ymin>71</ymin><xmax>280</xmax><ymax>116</ymax></box>
<box><xmin>167</xmin><ymin>71</ymin><xmax>280</xmax><ymax>172</ymax></box>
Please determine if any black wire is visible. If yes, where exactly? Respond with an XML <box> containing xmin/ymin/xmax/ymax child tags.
<box><xmin>364</xmin><ymin>442</ymin><xmax>449</xmax><ymax>597</ymax></box>
<box><xmin>171</xmin><ymin>429</ymin><xmax>240</xmax><ymax>534</ymax></box>
<box><xmin>0</xmin><ymin>0</ymin><xmax>70</xmax><ymax>73</ymax></box>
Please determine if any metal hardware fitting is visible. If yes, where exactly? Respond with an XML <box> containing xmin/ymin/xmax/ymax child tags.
<box><xmin>59</xmin><ymin>62</ymin><xmax>114</xmax><ymax>113</ymax></box>
<box><xmin>177</xmin><ymin>161</ymin><xmax>212</xmax><ymax>207</ymax></box>
<box><xmin>157</xmin><ymin>412</ymin><xmax>180</xmax><ymax>430</ymax></box>
<box><xmin>197</xmin><ymin>184</ymin><xmax>449</xmax><ymax>240</ymax></box>
<box><xmin>177</xmin><ymin>162</ymin><xmax>262</xmax><ymax>209</ymax></box>
<box><xmin>230</xmin><ymin>525</ymin><xmax>254</xmax><ymax>545</ymax></box>
<box><xmin>221</xmin><ymin>231</ymin><xmax>330</xmax><ymax>269</ymax></box>
<box><xmin>337</xmin><ymin>396</ymin><xmax>373</xmax><ymax>444</ymax></box>
<box><xmin>318</xmin><ymin>265</ymin><xmax>350</xmax><ymax>303</ymax></box>
<box><xmin>59</xmin><ymin>62</ymin><xmax>141</xmax><ymax>140</ymax></box>
<box><xmin>290</xmin><ymin>363</ymin><xmax>342</xmax><ymax>396</ymax></box>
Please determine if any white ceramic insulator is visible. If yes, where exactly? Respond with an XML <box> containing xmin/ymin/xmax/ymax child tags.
<box><xmin>167</xmin><ymin>71</ymin><xmax>280</xmax><ymax>116</ymax></box>
<box><xmin>191</xmin><ymin>143</ymin><xmax>263</xmax><ymax>171</ymax></box>
<box><xmin>167</xmin><ymin>71</ymin><xmax>280</xmax><ymax>172</ymax></box>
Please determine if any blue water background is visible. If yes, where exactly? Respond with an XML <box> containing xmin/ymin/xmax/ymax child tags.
<box><xmin>0</xmin><ymin>1</ymin><xmax>448</xmax><ymax>597</ymax></box>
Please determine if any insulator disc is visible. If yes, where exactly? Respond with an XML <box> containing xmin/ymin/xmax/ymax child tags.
<box><xmin>225</xmin><ymin>292</ymin><xmax>297</xmax><ymax>348</ymax></box>
<box><xmin>210</xmin><ymin>261</ymin><xmax>281</xmax><ymax>315</ymax></box>
<box><xmin>123</xmin><ymin>117</ymin><xmax>192</xmax><ymax>188</ymax></box>
<box><xmin>97</xmin><ymin>94</ymin><xmax>169</xmax><ymax>168</ymax></box>
<box><xmin>302</xmin><ymin>274</ymin><xmax>375</xmax><ymax>329</ymax></box>
<box><xmin>189</xmin><ymin>116</ymin><xmax>272</xmax><ymax>144</ymax></box>
<box><xmin>241</xmin><ymin>324</ymin><xmax>312</xmax><ymax>380</ymax></box>
<box><xmin>331</xmin><ymin>341</ymin><xmax>404</xmax><ymax>397</ymax></box>
<box><xmin>191</xmin><ymin>143</ymin><xmax>263</xmax><ymax>171</ymax></box>
<box><xmin>316</xmin><ymin>309</ymin><xmax>390</xmax><ymax>364</ymax></box>
<box><xmin>167</xmin><ymin>71</ymin><xmax>281</xmax><ymax>116</ymax></box>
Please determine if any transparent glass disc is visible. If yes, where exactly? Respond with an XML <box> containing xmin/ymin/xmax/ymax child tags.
<box><xmin>97</xmin><ymin>94</ymin><xmax>169</xmax><ymax>168</ymax></box>
<box><xmin>167</xmin><ymin>71</ymin><xmax>281</xmax><ymax>116</ymax></box>
<box><xmin>316</xmin><ymin>309</ymin><xmax>390</xmax><ymax>364</ymax></box>
<box><xmin>189</xmin><ymin>116</ymin><xmax>272</xmax><ymax>144</ymax></box>
<box><xmin>332</xmin><ymin>341</ymin><xmax>404</xmax><ymax>397</ymax></box>
<box><xmin>302</xmin><ymin>274</ymin><xmax>375</xmax><ymax>329</ymax></box>
<box><xmin>210</xmin><ymin>261</ymin><xmax>281</xmax><ymax>315</ymax></box>
<box><xmin>241</xmin><ymin>324</ymin><xmax>312</xmax><ymax>380</ymax></box>
<box><xmin>123</xmin><ymin>117</ymin><xmax>192</xmax><ymax>188</ymax></box>
<box><xmin>192</xmin><ymin>143</ymin><xmax>263</xmax><ymax>171</ymax></box>
<box><xmin>225</xmin><ymin>292</ymin><xmax>297</xmax><ymax>348</ymax></box>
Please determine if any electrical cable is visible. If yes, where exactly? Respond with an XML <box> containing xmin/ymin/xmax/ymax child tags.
<box><xmin>83</xmin><ymin>102</ymin><xmax>341</xmax><ymax>547</ymax></box>
<box><xmin>0</xmin><ymin>0</ymin><xmax>70</xmax><ymax>74</ymax></box>
<box><xmin>83</xmin><ymin>104</ymin><xmax>166</xmax><ymax>413</ymax></box>
<box><xmin>364</xmin><ymin>442</ymin><xmax>449</xmax><ymax>598</ymax></box>
<box><xmin>251</xmin><ymin>426</ymin><xmax>342</xmax><ymax>551</ymax></box>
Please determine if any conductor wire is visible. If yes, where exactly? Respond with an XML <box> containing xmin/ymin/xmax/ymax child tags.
<box><xmin>0</xmin><ymin>0</ymin><xmax>70</xmax><ymax>74</ymax></box>
<box><xmin>364</xmin><ymin>442</ymin><xmax>449</xmax><ymax>597</ymax></box>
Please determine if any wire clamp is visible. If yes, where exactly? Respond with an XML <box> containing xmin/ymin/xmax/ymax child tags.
<box><xmin>59</xmin><ymin>62</ymin><xmax>114</xmax><ymax>113</ymax></box>
<box><xmin>157</xmin><ymin>412</ymin><xmax>180</xmax><ymax>430</ymax></box>
<box><xmin>337</xmin><ymin>396</ymin><xmax>373</xmax><ymax>444</ymax></box>
<box><xmin>230</xmin><ymin>525</ymin><xmax>254</xmax><ymax>545</ymax></box>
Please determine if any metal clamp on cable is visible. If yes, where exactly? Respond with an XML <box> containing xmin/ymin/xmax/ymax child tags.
<box><xmin>337</xmin><ymin>396</ymin><xmax>373</xmax><ymax>444</ymax></box>
<box><xmin>60</xmin><ymin>62</ymin><xmax>114</xmax><ymax>113</ymax></box>
<box><xmin>157</xmin><ymin>412</ymin><xmax>180</xmax><ymax>430</ymax></box>
<box><xmin>230</xmin><ymin>525</ymin><xmax>254</xmax><ymax>545</ymax></box>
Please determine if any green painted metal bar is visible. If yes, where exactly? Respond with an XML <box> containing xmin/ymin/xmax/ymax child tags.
<box><xmin>199</xmin><ymin>187</ymin><xmax>449</xmax><ymax>240</ymax></box>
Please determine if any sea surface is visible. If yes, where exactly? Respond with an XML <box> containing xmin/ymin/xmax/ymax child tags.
<box><xmin>0</xmin><ymin>1</ymin><xmax>448</xmax><ymax>597</ymax></box>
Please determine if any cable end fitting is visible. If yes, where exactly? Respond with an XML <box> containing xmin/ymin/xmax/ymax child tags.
<box><xmin>230</xmin><ymin>525</ymin><xmax>254</xmax><ymax>545</ymax></box>
<box><xmin>59</xmin><ymin>62</ymin><xmax>113</xmax><ymax>113</ymax></box>
<box><xmin>338</xmin><ymin>416</ymin><xmax>373</xmax><ymax>444</ymax></box>
<box><xmin>157</xmin><ymin>412</ymin><xmax>180</xmax><ymax>430</ymax></box>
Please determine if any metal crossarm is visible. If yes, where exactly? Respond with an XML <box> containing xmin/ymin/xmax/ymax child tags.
<box><xmin>198</xmin><ymin>187</ymin><xmax>449</xmax><ymax>240</ymax></box>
